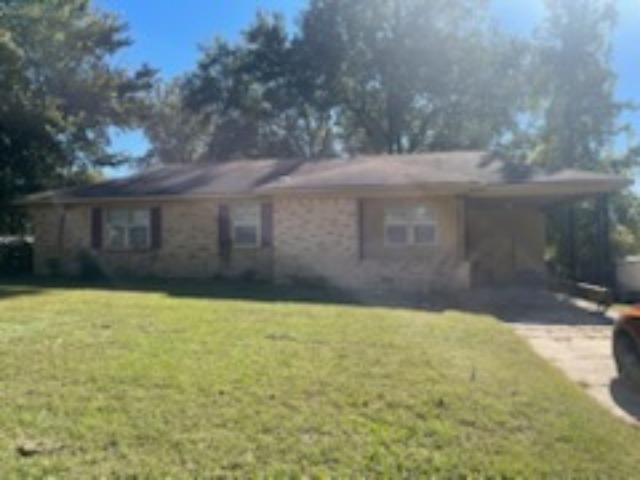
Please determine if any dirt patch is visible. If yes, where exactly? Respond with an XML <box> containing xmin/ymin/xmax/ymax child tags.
<box><xmin>15</xmin><ymin>439</ymin><xmax>64</xmax><ymax>457</ymax></box>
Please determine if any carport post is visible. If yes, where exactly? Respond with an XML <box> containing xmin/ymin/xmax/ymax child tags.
<box><xmin>567</xmin><ymin>205</ymin><xmax>577</xmax><ymax>280</ymax></box>
<box><xmin>596</xmin><ymin>194</ymin><xmax>613</xmax><ymax>288</ymax></box>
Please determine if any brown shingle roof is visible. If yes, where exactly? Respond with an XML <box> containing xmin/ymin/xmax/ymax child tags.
<box><xmin>22</xmin><ymin>159</ymin><xmax>301</xmax><ymax>203</ymax></box>
<box><xmin>19</xmin><ymin>151</ymin><xmax>629</xmax><ymax>204</ymax></box>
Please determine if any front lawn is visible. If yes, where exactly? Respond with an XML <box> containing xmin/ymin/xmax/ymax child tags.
<box><xmin>1</xmin><ymin>279</ymin><xmax>638</xmax><ymax>477</ymax></box>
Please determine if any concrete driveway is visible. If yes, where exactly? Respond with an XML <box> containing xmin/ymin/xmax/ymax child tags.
<box><xmin>450</xmin><ymin>289</ymin><xmax>640</xmax><ymax>424</ymax></box>
<box><xmin>514</xmin><ymin>320</ymin><xmax>640</xmax><ymax>424</ymax></box>
<box><xmin>512</xmin><ymin>298</ymin><xmax>640</xmax><ymax>424</ymax></box>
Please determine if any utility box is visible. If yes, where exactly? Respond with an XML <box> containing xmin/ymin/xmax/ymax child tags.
<box><xmin>616</xmin><ymin>257</ymin><xmax>640</xmax><ymax>301</ymax></box>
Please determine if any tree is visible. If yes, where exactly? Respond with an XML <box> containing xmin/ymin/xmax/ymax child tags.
<box><xmin>299</xmin><ymin>0</ymin><xmax>527</xmax><ymax>154</ymax></box>
<box><xmin>530</xmin><ymin>0</ymin><xmax>639</xmax><ymax>282</ymax></box>
<box><xmin>143</xmin><ymin>79</ymin><xmax>212</xmax><ymax>165</ymax></box>
<box><xmin>0</xmin><ymin>0</ymin><xmax>155</xmax><ymax>232</ymax></box>
<box><xmin>533</xmin><ymin>0</ymin><xmax>626</xmax><ymax>171</ymax></box>
<box><xmin>182</xmin><ymin>13</ymin><xmax>336</xmax><ymax>161</ymax></box>
<box><xmin>175</xmin><ymin>1</ymin><xmax>527</xmax><ymax>162</ymax></box>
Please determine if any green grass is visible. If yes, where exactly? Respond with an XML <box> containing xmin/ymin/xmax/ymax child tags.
<box><xmin>1</xmin><ymin>279</ymin><xmax>639</xmax><ymax>478</ymax></box>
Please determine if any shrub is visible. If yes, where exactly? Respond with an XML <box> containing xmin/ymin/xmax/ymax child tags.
<box><xmin>45</xmin><ymin>258</ymin><xmax>62</xmax><ymax>277</ymax></box>
<box><xmin>0</xmin><ymin>237</ymin><xmax>33</xmax><ymax>276</ymax></box>
<box><xmin>77</xmin><ymin>250</ymin><xmax>106</xmax><ymax>280</ymax></box>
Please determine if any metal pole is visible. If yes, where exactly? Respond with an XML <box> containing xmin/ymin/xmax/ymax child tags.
<box><xmin>596</xmin><ymin>194</ymin><xmax>612</xmax><ymax>288</ymax></box>
<box><xmin>567</xmin><ymin>205</ymin><xmax>576</xmax><ymax>280</ymax></box>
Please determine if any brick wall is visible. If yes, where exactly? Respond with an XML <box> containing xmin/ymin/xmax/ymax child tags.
<box><xmin>30</xmin><ymin>201</ymin><xmax>272</xmax><ymax>279</ymax></box>
<box><xmin>31</xmin><ymin>194</ymin><xmax>548</xmax><ymax>295</ymax></box>
<box><xmin>272</xmin><ymin>195</ymin><xmax>471</xmax><ymax>297</ymax></box>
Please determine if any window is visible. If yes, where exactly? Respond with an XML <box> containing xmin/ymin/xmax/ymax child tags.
<box><xmin>231</xmin><ymin>204</ymin><xmax>261</xmax><ymax>248</ymax></box>
<box><xmin>105</xmin><ymin>208</ymin><xmax>151</xmax><ymax>250</ymax></box>
<box><xmin>384</xmin><ymin>205</ymin><xmax>437</xmax><ymax>246</ymax></box>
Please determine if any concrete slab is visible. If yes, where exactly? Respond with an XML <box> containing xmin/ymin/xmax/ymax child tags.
<box><xmin>514</xmin><ymin>320</ymin><xmax>640</xmax><ymax>424</ymax></box>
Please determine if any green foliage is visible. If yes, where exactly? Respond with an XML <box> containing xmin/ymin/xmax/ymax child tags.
<box><xmin>0</xmin><ymin>238</ymin><xmax>32</xmax><ymax>276</ymax></box>
<box><xmin>168</xmin><ymin>0</ymin><xmax>637</xmax><ymax>171</ymax></box>
<box><xmin>181</xmin><ymin>13</ymin><xmax>336</xmax><ymax>161</ymax></box>
<box><xmin>302</xmin><ymin>0</ymin><xmax>527</xmax><ymax>154</ymax></box>
<box><xmin>176</xmin><ymin>1</ymin><xmax>527</xmax><ymax>160</ymax></box>
<box><xmin>76</xmin><ymin>250</ymin><xmax>106</xmax><ymax>280</ymax></box>
<box><xmin>611</xmin><ymin>191</ymin><xmax>640</xmax><ymax>256</ymax></box>
<box><xmin>528</xmin><ymin>0</ymin><xmax>640</xmax><ymax>280</ymax></box>
<box><xmin>142</xmin><ymin>79</ymin><xmax>212</xmax><ymax>164</ymax></box>
<box><xmin>0</xmin><ymin>0</ymin><xmax>155</xmax><ymax>232</ymax></box>
<box><xmin>531</xmin><ymin>0</ymin><xmax>625</xmax><ymax>171</ymax></box>
<box><xmin>1</xmin><ymin>280</ymin><xmax>640</xmax><ymax>476</ymax></box>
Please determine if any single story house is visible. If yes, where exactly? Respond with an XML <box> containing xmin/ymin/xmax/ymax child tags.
<box><xmin>19</xmin><ymin>151</ymin><xmax>628</xmax><ymax>296</ymax></box>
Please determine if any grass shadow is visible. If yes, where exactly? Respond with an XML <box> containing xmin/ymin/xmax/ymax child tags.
<box><xmin>0</xmin><ymin>285</ymin><xmax>47</xmax><ymax>300</ymax></box>
<box><xmin>0</xmin><ymin>275</ymin><xmax>362</xmax><ymax>308</ymax></box>
<box><xmin>0</xmin><ymin>276</ymin><xmax>616</xmax><ymax>326</ymax></box>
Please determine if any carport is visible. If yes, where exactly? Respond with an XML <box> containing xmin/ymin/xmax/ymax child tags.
<box><xmin>458</xmin><ymin>171</ymin><xmax>629</xmax><ymax>287</ymax></box>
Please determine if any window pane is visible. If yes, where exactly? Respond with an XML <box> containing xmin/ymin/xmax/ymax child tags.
<box><xmin>414</xmin><ymin>224</ymin><xmax>436</xmax><ymax>244</ymax></box>
<box><xmin>385</xmin><ymin>207</ymin><xmax>411</xmax><ymax>223</ymax></box>
<box><xmin>130</xmin><ymin>209</ymin><xmax>150</xmax><ymax>226</ymax></box>
<box><xmin>232</xmin><ymin>204</ymin><xmax>260</xmax><ymax>224</ymax></box>
<box><xmin>107</xmin><ymin>225</ymin><xmax>126</xmax><ymax>249</ymax></box>
<box><xmin>413</xmin><ymin>206</ymin><xmax>433</xmax><ymax>223</ymax></box>
<box><xmin>107</xmin><ymin>209</ymin><xmax>128</xmax><ymax>225</ymax></box>
<box><xmin>234</xmin><ymin>225</ymin><xmax>258</xmax><ymax>246</ymax></box>
<box><xmin>129</xmin><ymin>226</ymin><xmax>149</xmax><ymax>249</ymax></box>
<box><xmin>386</xmin><ymin>206</ymin><xmax>434</xmax><ymax>223</ymax></box>
<box><xmin>386</xmin><ymin>225</ymin><xmax>409</xmax><ymax>245</ymax></box>
<box><xmin>231</xmin><ymin>203</ymin><xmax>261</xmax><ymax>247</ymax></box>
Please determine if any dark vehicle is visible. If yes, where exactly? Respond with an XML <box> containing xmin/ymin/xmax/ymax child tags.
<box><xmin>613</xmin><ymin>306</ymin><xmax>640</xmax><ymax>389</ymax></box>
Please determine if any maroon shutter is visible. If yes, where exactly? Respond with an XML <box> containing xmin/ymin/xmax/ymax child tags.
<box><xmin>357</xmin><ymin>199</ymin><xmax>365</xmax><ymax>261</ymax></box>
<box><xmin>261</xmin><ymin>202</ymin><xmax>273</xmax><ymax>248</ymax></box>
<box><xmin>218</xmin><ymin>204</ymin><xmax>231</xmax><ymax>262</ymax></box>
<box><xmin>91</xmin><ymin>207</ymin><xmax>103</xmax><ymax>250</ymax></box>
<box><xmin>57</xmin><ymin>211</ymin><xmax>66</xmax><ymax>251</ymax></box>
<box><xmin>151</xmin><ymin>207</ymin><xmax>162</xmax><ymax>249</ymax></box>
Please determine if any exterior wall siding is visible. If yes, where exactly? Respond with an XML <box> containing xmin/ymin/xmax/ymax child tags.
<box><xmin>31</xmin><ymin>205</ymin><xmax>66</xmax><ymax>276</ymax></box>
<box><xmin>272</xmin><ymin>196</ymin><xmax>471</xmax><ymax>297</ymax></box>
<box><xmin>31</xmin><ymin>201</ymin><xmax>272</xmax><ymax>279</ymax></box>
<box><xmin>30</xmin><ymin>194</ymin><xmax>547</xmax><ymax>295</ymax></box>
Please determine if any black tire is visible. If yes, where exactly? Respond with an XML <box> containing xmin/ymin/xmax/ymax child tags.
<box><xmin>613</xmin><ymin>331</ymin><xmax>640</xmax><ymax>389</ymax></box>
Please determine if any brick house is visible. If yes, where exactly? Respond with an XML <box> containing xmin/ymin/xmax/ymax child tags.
<box><xmin>20</xmin><ymin>151</ymin><xmax>627</xmax><ymax>296</ymax></box>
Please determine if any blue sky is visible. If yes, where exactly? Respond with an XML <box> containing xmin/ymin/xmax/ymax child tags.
<box><xmin>97</xmin><ymin>0</ymin><xmax>640</xmax><ymax>176</ymax></box>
